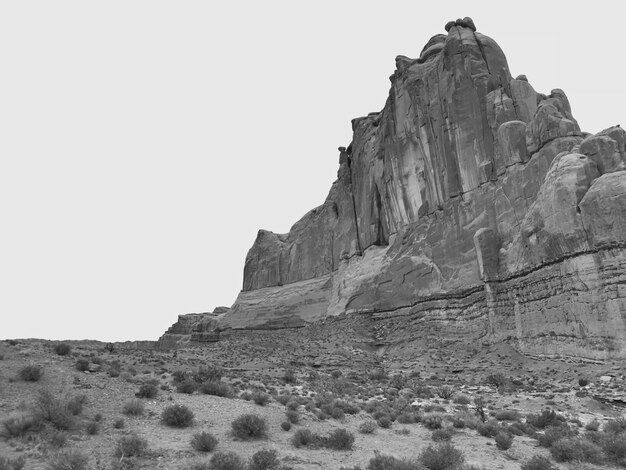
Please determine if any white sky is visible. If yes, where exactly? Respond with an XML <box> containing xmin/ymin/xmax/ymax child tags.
<box><xmin>1</xmin><ymin>1</ymin><xmax>623</xmax><ymax>341</ymax></box>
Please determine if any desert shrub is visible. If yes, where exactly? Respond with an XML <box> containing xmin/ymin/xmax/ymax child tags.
<box><xmin>115</xmin><ymin>434</ymin><xmax>148</xmax><ymax>457</ymax></box>
<box><xmin>161</xmin><ymin>404</ymin><xmax>194</xmax><ymax>428</ymax></box>
<box><xmin>477</xmin><ymin>420</ymin><xmax>501</xmax><ymax>438</ymax></box>
<box><xmin>252</xmin><ymin>391</ymin><xmax>270</xmax><ymax>406</ymax></box>
<box><xmin>585</xmin><ymin>419</ymin><xmax>600</xmax><ymax>431</ymax></box>
<box><xmin>368</xmin><ymin>368</ymin><xmax>388</xmax><ymax>381</ymax></box>
<box><xmin>396</xmin><ymin>412</ymin><xmax>415</xmax><ymax>424</ymax></box>
<box><xmin>485</xmin><ymin>373</ymin><xmax>507</xmax><ymax>389</ymax></box>
<box><xmin>432</xmin><ymin>428</ymin><xmax>453</xmax><ymax>442</ymax></box>
<box><xmin>190</xmin><ymin>431</ymin><xmax>218</xmax><ymax>452</ymax></box>
<box><xmin>323</xmin><ymin>428</ymin><xmax>354</xmax><ymax>450</ymax></box>
<box><xmin>35</xmin><ymin>390</ymin><xmax>75</xmax><ymax>430</ymax></box>
<box><xmin>437</xmin><ymin>386</ymin><xmax>454</xmax><ymax>400</ymax></box>
<box><xmin>359</xmin><ymin>420</ymin><xmax>377</xmax><ymax>434</ymax></box>
<box><xmin>419</xmin><ymin>442</ymin><xmax>464</xmax><ymax>470</ymax></box>
<box><xmin>113</xmin><ymin>418</ymin><xmax>125</xmax><ymax>429</ymax></box>
<box><xmin>54</xmin><ymin>343</ymin><xmax>72</xmax><ymax>356</ymax></box>
<box><xmin>66</xmin><ymin>395</ymin><xmax>86</xmax><ymax>416</ymax></box>
<box><xmin>200</xmin><ymin>380</ymin><xmax>234</xmax><ymax>398</ymax></box>
<box><xmin>389</xmin><ymin>374</ymin><xmax>407</xmax><ymax>389</ymax></box>
<box><xmin>495</xmin><ymin>410</ymin><xmax>521</xmax><ymax>421</ymax></box>
<box><xmin>281</xmin><ymin>421</ymin><xmax>291</xmax><ymax>431</ymax></box>
<box><xmin>75</xmin><ymin>359</ymin><xmax>89</xmax><ymax>372</ymax></box>
<box><xmin>193</xmin><ymin>365</ymin><xmax>223</xmax><ymax>383</ymax></box>
<box><xmin>282</xmin><ymin>368</ymin><xmax>297</xmax><ymax>384</ymax></box>
<box><xmin>494</xmin><ymin>431</ymin><xmax>513</xmax><ymax>450</ymax></box>
<box><xmin>123</xmin><ymin>398</ymin><xmax>145</xmax><ymax>416</ymax></box>
<box><xmin>453</xmin><ymin>395</ymin><xmax>471</xmax><ymax>406</ymax></box>
<box><xmin>526</xmin><ymin>409</ymin><xmax>564</xmax><ymax>429</ymax></box>
<box><xmin>292</xmin><ymin>429</ymin><xmax>316</xmax><ymax>448</ymax></box>
<box><xmin>377</xmin><ymin>415</ymin><xmax>392</xmax><ymax>428</ymax></box>
<box><xmin>578</xmin><ymin>377</ymin><xmax>589</xmax><ymax>387</ymax></box>
<box><xmin>19</xmin><ymin>365</ymin><xmax>43</xmax><ymax>382</ymax></box>
<box><xmin>176</xmin><ymin>380</ymin><xmax>198</xmax><ymax>394</ymax></box>
<box><xmin>422</xmin><ymin>414</ymin><xmax>443</xmax><ymax>430</ymax></box>
<box><xmin>549</xmin><ymin>437</ymin><xmax>603</xmax><ymax>463</ymax></box>
<box><xmin>172</xmin><ymin>370</ymin><xmax>189</xmax><ymax>383</ymax></box>
<box><xmin>597</xmin><ymin>432</ymin><xmax>626</xmax><ymax>461</ymax></box>
<box><xmin>520</xmin><ymin>455</ymin><xmax>556</xmax><ymax>470</ymax></box>
<box><xmin>537</xmin><ymin>424</ymin><xmax>576</xmax><ymax>447</ymax></box>
<box><xmin>45</xmin><ymin>429</ymin><xmax>68</xmax><ymax>448</ymax></box>
<box><xmin>85</xmin><ymin>420</ymin><xmax>99</xmax><ymax>435</ymax></box>
<box><xmin>366</xmin><ymin>452</ymin><xmax>418</xmax><ymax>470</ymax></box>
<box><xmin>0</xmin><ymin>456</ymin><xmax>25</xmax><ymax>470</ymax></box>
<box><xmin>46</xmin><ymin>449</ymin><xmax>89</xmax><ymax>470</ymax></box>
<box><xmin>210</xmin><ymin>451</ymin><xmax>244</xmax><ymax>470</ymax></box>
<box><xmin>248</xmin><ymin>448</ymin><xmax>279</xmax><ymax>470</ymax></box>
<box><xmin>2</xmin><ymin>414</ymin><xmax>41</xmax><ymax>438</ymax></box>
<box><xmin>603</xmin><ymin>417</ymin><xmax>626</xmax><ymax>434</ymax></box>
<box><xmin>285</xmin><ymin>410</ymin><xmax>299</xmax><ymax>424</ymax></box>
<box><xmin>137</xmin><ymin>383</ymin><xmax>159</xmax><ymax>398</ymax></box>
<box><xmin>231</xmin><ymin>414</ymin><xmax>267</xmax><ymax>439</ymax></box>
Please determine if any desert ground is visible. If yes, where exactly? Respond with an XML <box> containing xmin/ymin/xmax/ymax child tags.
<box><xmin>1</xmin><ymin>318</ymin><xmax>626</xmax><ymax>470</ymax></box>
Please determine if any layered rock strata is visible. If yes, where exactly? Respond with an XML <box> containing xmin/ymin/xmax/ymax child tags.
<box><xmin>171</xmin><ymin>18</ymin><xmax>626</xmax><ymax>359</ymax></box>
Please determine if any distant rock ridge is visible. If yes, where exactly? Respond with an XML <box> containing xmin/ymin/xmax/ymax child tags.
<box><xmin>160</xmin><ymin>18</ymin><xmax>626</xmax><ymax>359</ymax></box>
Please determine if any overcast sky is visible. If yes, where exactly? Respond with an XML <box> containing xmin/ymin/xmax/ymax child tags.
<box><xmin>1</xmin><ymin>1</ymin><xmax>623</xmax><ymax>341</ymax></box>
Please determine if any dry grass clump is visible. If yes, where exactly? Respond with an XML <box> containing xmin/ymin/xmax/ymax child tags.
<box><xmin>520</xmin><ymin>455</ymin><xmax>556</xmax><ymax>470</ymax></box>
<box><xmin>419</xmin><ymin>442</ymin><xmax>464</xmax><ymax>470</ymax></box>
<box><xmin>122</xmin><ymin>398</ymin><xmax>145</xmax><ymax>416</ymax></box>
<box><xmin>46</xmin><ymin>449</ymin><xmax>89</xmax><ymax>470</ymax></box>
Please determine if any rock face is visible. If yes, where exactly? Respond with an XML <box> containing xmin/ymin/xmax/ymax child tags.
<box><xmin>192</xmin><ymin>19</ymin><xmax>626</xmax><ymax>359</ymax></box>
<box><xmin>157</xmin><ymin>308</ymin><xmax>227</xmax><ymax>348</ymax></box>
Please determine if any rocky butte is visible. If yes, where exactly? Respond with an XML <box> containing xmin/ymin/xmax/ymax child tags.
<box><xmin>160</xmin><ymin>18</ymin><xmax>626</xmax><ymax>360</ymax></box>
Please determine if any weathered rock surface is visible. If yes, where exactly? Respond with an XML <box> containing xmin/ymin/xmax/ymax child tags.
<box><xmin>165</xmin><ymin>19</ymin><xmax>626</xmax><ymax>358</ymax></box>
<box><xmin>157</xmin><ymin>308</ymin><xmax>227</xmax><ymax>347</ymax></box>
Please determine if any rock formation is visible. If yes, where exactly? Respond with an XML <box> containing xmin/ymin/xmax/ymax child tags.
<box><xmin>161</xmin><ymin>18</ymin><xmax>626</xmax><ymax>359</ymax></box>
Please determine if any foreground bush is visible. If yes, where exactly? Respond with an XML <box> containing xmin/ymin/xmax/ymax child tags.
<box><xmin>419</xmin><ymin>442</ymin><xmax>464</xmax><ymax>470</ymax></box>
<box><xmin>19</xmin><ymin>365</ymin><xmax>43</xmax><ymax>382</ymax></box>
<box><xmin>210</xmin><ymin>451</ymin><xmax>244</xmax><ymax>470</ymax></box>
<box><xmin>161</xmin><ymin>404</ymin><xmax>194</xmax><ymax>428</ymax></box>
<box><xmin>549</xmin><ymin>437</ymin><xmax>603</xmax><ymax>463</ymax></box>
<box><xmin>248</xmin><ymin>448</ymin><xmax>280</xmax><ymax>470</ymax></box>
<box><xmin>53</xmin><ymin>343</ymin><xmax>72</xmax><ymax>356</ymax></box>
<box><xmin>35</xmin><ymin>390</ymin><xmax>76</xmax><ymax>430</ymax></box>
<box><xmin>194</xmin><ymin>365</ymin><xmax>224</xmax><ymax>383</ymax></box>
<box><xmin>115</xmin><ymin>434</ymin><xmax>148</xmax><ymax>457</ymax></box>
<box><xmin>47</xmin><ymin>449</ymin><xmax>89</xmax><ymax>470</ymax></box>
<box><xmin>252</xmin><ymin>391</ymin><xmax>270</xmax><ymax>406</ymax></box>
<box><xmin>190</xmin><ymin>431</ymin><xmax>218</xmax><ymax>452</ymax></box>
<box><xmin>520</xmin><ymin>455</ymin><xmax>556</xmax><ymax>470</ymax></box>
<box><xmin>231</xmin><ymin>414</ymin><xmax>267</xmax><ymax>439</ymax></box>
<box><xmin>494</xmin><ymin>431</ymin><xmax>513</xmax><ymax>450</ymax></box>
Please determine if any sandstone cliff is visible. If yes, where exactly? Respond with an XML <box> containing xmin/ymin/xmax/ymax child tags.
<box><xmin>165</xmin><ymin>18</ymin><xmax>626</xmax><ymax>359</ymax></box>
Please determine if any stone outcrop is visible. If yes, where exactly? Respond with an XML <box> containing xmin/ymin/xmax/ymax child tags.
<box><xmin>169</xmin><ymin>19</ymin><xmax>626</xmax><ymax>358</ymax></box>
<box><xmin>157</xmin><ymin>308</ymin><xmax>227</xmax><ymax>347</ymax></box>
